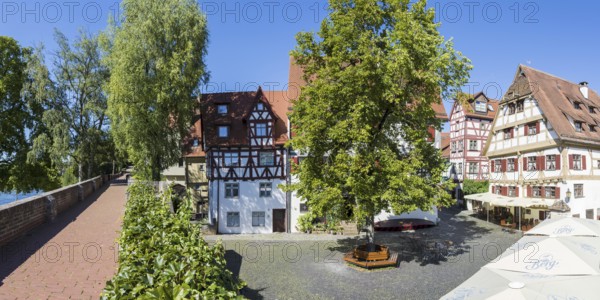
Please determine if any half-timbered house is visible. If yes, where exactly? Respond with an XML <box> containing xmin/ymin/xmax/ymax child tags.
<box><xmin>201</xmin><ymin>87</ymin><xmax>291</xmax><ymax>233</ymax></box>
<box><xmin>468</xmin><ymin>65</ymin><xmax>600</xmax><ymax>222</ymax></box>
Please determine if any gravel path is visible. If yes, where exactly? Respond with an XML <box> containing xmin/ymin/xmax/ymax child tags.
<box><xmin>205</xmin><ymin>207</ymin><xmax>521</xmax><ymax>300</ymax></box>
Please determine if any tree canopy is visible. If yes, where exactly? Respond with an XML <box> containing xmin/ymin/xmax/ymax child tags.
<box><xmin>105</xmin><ymin>0</ymin><xmax>209</xmax><ymax>180</ymax></box>
<box><xmin>288</xmin><ymin>0</ymin><xmax>471</xmax><ymax>242</ymax></box>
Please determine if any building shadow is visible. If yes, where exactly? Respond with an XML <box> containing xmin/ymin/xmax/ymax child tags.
<box><xmin>0</xmin><ymin>180</ymin><xmax>117</xmax><ymax>286</ymax></box>
<box><xmin>224</xmin><ymin>250</ymin><xmax>266</xmax><ymax>300</ymax></box>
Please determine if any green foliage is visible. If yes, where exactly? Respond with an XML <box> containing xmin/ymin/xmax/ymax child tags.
<box><xmin>0</xmin><ymin>36</ymin><xmax>60</xmax><ymax>193</ymax></box>
<box><xmin>296</xmin><ymin>212</ymin><xmax>315</xmax><ymax>232</ymax></box>
<box><xmin>287</xmin><ymin>0</ymin><xmax>471</xmax><ymax>239</ymax></box>
<box><xmin>104</xmin><ymin>0</ymin><xmax>209</xmax><ymax>180</ymax></box>
<box><xmin>461</xmin><ymin>179</ymin><xmax>488</xmax><ymax>195</ymax></box>
<box><xmin>27</xmin><ymin>29</ymin><xmax>111</xmax><ymax>183</ymax></box>
<box><xmin>101</xmin><ymin>182</ymin><xmax>244</xmax><ymax>299</ymax></box>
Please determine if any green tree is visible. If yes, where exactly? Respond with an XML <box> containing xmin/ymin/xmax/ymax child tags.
<box><xmin>0</xmin><ymin>36</ymin><xmax>59</xmax><ymax>193</ymax></box>
<box><xmin>462</xmin><ymin>179</ymin><xmax>488</xmax><ymax>195</ymax></box>
<box><xmin>28</xmin><ymin>30</ymin><xmax>110</xmax><ymax>184</ymax></box>
<box><xmin>105</xmin><ymin>0</ymin><xmax>209</xmax><ymax>180</ymax></box>
<box><xmin>288</xmin><ymin>0</ymin><xmax>471</xmax><ymax>246</ymax></box>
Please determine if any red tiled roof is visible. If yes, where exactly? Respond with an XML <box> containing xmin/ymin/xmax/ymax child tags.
<box><xmin>459</xmin><ymin>92</ymin><xmax>499</xmax><ymax>120</ymax></box>
<box><xmin>441</xmin><ymin>132</ymin><xmax>450</xmax><ymax>158</ymax></box>
<box><xmin>183</xmin><ymin>112</ymin><xmax>206</xmax><ymax>157</ymax></box>
<box><xmin>199</xmin><ymin>87</ymin><xmax>290</xmax><ymax>148</ymax></box>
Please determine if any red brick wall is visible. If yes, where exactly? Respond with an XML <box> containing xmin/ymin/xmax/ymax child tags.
<box><xmin>0</xmin><ymin>176</ymin><xmax>106</xmax><ymax>247</ymax></box>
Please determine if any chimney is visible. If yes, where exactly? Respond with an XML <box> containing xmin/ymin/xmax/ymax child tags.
<box><xmin>580</xmin><ymin>82</ymin><xmax>589</xmax><ymax>99</ymax></box>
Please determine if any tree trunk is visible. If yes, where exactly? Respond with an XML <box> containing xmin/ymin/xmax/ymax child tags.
<box><xmin>366</xmin><ymin>214</ymin><xmax>376</xmax><ymax>251</ymax></box>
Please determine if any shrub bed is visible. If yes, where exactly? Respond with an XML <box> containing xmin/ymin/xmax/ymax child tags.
<box><xmin>102</xmin><ymin>182</ymin><xmax>244</xmax><ymax>299</ymax></box>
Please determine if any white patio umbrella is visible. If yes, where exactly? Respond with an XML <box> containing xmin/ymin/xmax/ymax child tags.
<box><xmin>486</xmin><ymin>236</ymin><xmax>600</xmax><ymax>276</ymax></box>
<box><xmin>441</xmin><ymin>267</ymin><xmax>600</xmax><ymax>300</ymax></box>
<box><xmin>525</xmin><ymin>217</ymin><xmax>600</xmax><ymax>237</ymax></box>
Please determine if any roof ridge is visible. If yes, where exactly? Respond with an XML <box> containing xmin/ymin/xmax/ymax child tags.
<box><xmin>520</xmin><ymin>64</ymin><xmax>585</xmax><ymax>87</ymax></box>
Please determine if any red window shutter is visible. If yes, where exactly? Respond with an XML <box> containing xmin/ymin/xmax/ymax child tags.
<box><xmin>515</xmin><ymin>187</ymin><xmax>519</xmax><ymax>197</ymax></box>
<box><xmin>527</xmin><ymin>186</ymin><xmax>532</xmax><ymax>197</ymax></box>
<box><xmin>491</xmin><ymin>160</ymin><xmax>495</xmax><ymax>172</ymax></box>
<box><xmin>511</xmin><ymin>127</ymin><xmax>515</xmax><ymax>138</ymax></box>
<box><xmin>536</xmin><ymin>121</ymin><xmax>540</xmax><ymax>133</ymax></box>
<box><xmin>540</xmin><ymin>187</ymin><xmax>545</xmax><ymax>198</ymax></box>
<box><xmin>491</xmin><ymin>186</ymin><xmax>495</xmax><ymax>194</ymax></box>
<box><xmin>569</xmin><ymin>155</ymin><xmax>574</xmax><ymax>169</ymax></box>
<box><xmin>427</xmin><ymin>126</ymin><xmax>435</xmax><ymax>142</ymax></box>
<box><xmin>524</xmin><ymin>124</ymin><xmax>529</xmax><ymax>136</ymax></box>
<box><xmin>539</xmin><ymin>156</ymin><xmax>546</xmax><ymax>171</ymax></box>
<box><xmin>502</xmin><ymin>186</ymin><xmax>508</xmax><ymax>196</ymax></box>
<box><xmin>502</xmin><ymin>159</ymin><xmax>507</xmax><ymax>172</ymax></box>
<box><xmin>292</xmin><ymin>157</ymin><xmax>299</xmax><ymax>164</ymax></box>
<box><xmin>555</xmin><ymin>187</ymin><xmax>560</xmax><ymax>199</ymax></box>
<box><xmin>523</xmin><ymin>157</ymin><xmax>527</xmax><ymax>169</ymax></box>
<box><xmin>583</xmin><ymin>155</ymin><xmax>587</xmax><ymax>170</ymax></box>
<box><xmin>514</xmin><ymin>158</ymin><xmax>519</xmax><ymax>171</ymax></box>
<box><xmin>556</xmin><ymin>155</ymin><xmax>561</xmax><ymax>170</ymax></box>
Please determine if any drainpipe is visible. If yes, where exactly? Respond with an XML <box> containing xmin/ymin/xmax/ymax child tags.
<box><xmin>285</xmin><ymin>149</ymin><xmax>291</xmax><ymax>233</ymax></box>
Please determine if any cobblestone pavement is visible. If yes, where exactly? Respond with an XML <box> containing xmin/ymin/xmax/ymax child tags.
<box><xmin>0</xmin><ymin>178</ymin><xmax>127</xmax><ymax>300</ymax></box>
<box><xmin>205</xmin><ymin>207</ymin><xmax>522</xmax><ymax>300</ymax></box>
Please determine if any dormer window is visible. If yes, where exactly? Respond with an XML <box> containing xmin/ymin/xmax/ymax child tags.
<box><xmin>574</xmin><ymin>121</ymin><xmax>582</xmax><ymax>132</ymax></box>
<box><xmin>192</xmin><ymin>138</ymin><xmax>199</xmax><ymax>147</ymax></box>
<box><xmin>257</xmin><ymin>103</ymin><xmax>264</xmax><ymax>111</ymax></box>
<box><xmin>508</xmin><ymin>103</ymin><xmax>516</xmax><ymax>115</ymax></box>
<box><xmin>574</xmin><ymin>102</ymin><xmax>582</xmax><ymax>110</ymax></box>
<box><xmin>474</xmin><ymin>101</ymin><xmax>486</xmax><ymax>113</ymax></box>
<box><xmin>218</xmin><ymin>125</ymin><xmax>229</xmax><ymax>138</ymax></box>
<box><xmin>590</xmin><ymin>124</ymin><xmax>597</xmax><ymax>132</ymax></box>
<box><xmin>590</xmin><ymin>106</ymin><xmax>596</xmax><ymax>114</ymax></box>
<box><xmin>217</xmin><ymin>104</ymin><xmax>228</xmax><ymax>114</ymax></box>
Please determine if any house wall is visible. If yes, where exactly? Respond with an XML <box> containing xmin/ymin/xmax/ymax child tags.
<box><xmin>215</xmin><ymin>179</ymin><xmax>287</xmax><ymax>234</ymax></box>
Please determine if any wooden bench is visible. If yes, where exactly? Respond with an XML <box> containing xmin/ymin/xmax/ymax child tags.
<box><xmin>343</xmin><ymin>251</ymin><xmax>398</xmax><ymax>269</ymax></box>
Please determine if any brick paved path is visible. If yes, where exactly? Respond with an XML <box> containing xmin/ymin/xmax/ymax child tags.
<box><xmin>0</xmin><ymin>177</ymin><xmax>128</xmax><ymax>299</ymax></box>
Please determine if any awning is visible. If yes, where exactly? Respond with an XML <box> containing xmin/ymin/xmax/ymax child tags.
<box><xmin>465</xmin><ymin>192</ymin><xmax>555</xmax><ymax>208</ymax></box>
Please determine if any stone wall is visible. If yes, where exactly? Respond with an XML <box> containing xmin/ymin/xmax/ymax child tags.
<box><xmin>0</xmin><ymin>173</ymin><xmax>121</xmax><ymax>246</ymax></box>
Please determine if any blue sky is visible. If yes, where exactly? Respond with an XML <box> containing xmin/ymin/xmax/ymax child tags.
<box><xmin>2</xmin><ymin>0</ymin><xmax>600</xmax><ymax>125</ymax></box>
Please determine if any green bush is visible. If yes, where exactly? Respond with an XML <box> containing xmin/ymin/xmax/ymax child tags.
<box><xmin>462</xmin><ymin>179</ymin><xmax>489</xmax><ymax>195</ymax></box>
<box><xmin>101</xmin><ymin>182</ymin><xmax>244</xmax><ymax>299</ymax></box>
<box><xmin>296</xmin><ymin>212</ymin><xmax>315</xmax><ymax>233</ymax></box>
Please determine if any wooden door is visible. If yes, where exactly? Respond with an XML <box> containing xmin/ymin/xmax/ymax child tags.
<box><xmin>272</xmin><ymin>209</ymin><xmax>286</xmax><ymax>233</ymax></box>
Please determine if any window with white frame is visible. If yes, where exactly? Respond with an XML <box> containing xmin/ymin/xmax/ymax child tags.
<box><xmin>255</xmin><ymin>123</ymin><xmax>268</xmax><ymax>137</ymax></box>
<box><xmin>458</xmin><ymin>141</ymin><xmax>463</xmax><ymax>151</ymax></box>
<box><xmin>527</xmin><ymin>157</ymin><xmax>537</xmax><ymax>171</ymax></box>
<box><xmin>225</xmin><ymin>183</ymin><xmax>239</xmax><ymax>198</ymax></box>
<box><xmin>252</xmin><ymin>211</ymin><xmax>265</xmax><ymax>227</ymax></box>
<box><xmin>223</xmin><ymin>152</ymin><xmax>239</xmax><ymax>166</ymax></box>
<box><xmin>507</xmin><ymin>158</ymin><xmax>515</xmax><ymax>172</ymax></box>
<box><xmin>457</xmin><ymin>163</ymin><xmax>463</xmax><ymax>175</ymax></box>
<box><xmin>259</xmin><ymin>182</ymin><xmax>272</xmax><ymax>197</ymax></box>
<box><xmin>573</xmin><ymin>154</ymin><xmax>582</xmax><ymax>170</ymax></box>
<box><xmin>468</xmin><ymin>162</ymin><xmax>478</xmax><ymax>174</ymax></box>
<box><xmin>508</xmin><ymin>103</ymin><xmax>516</xmax><ymax>115</ymax></box>
<box><xmin>218</xmin><ymin>126</ymin><xmax>229</xmax><ymax>138</ymax></box>
<box><xmin>516</xmin><ymin>100</ymin><xmax>524</xmax><ymax>112</ymax></box>
<box><xmin>475</xmin><ymin>101</ymin><xmax>486</xmax><ymax>112</ymax></box>
<box><xmin>494</xmin><ymin>159</ymin><xmax>502</xmax><ymax>173</ymax></box>
<box><xmin>259</xmin><ymin>152</ymin><xmax>275</xmax><ymax>166</ymax></box>
<box><xmin>545</xmin><ymin>187</ymin><xmax>556</xmax><ymax>198</ymax></box>
<box><xmin>508</xmin><ymin>186</ymin><xmax>517</xmax><ymax>197</ymax></box>
<box><xmin>528</xmin><ymin>123</ymin><xmax>538</xmax><ymax>135</ymax></box>
<box><xmin>480</xmin><ymin>122</ymin><xmax>486</xmax><ymax>130</ymax></box>
<box><xmin>575</xmin><ymin>121</ymin><xmax>583</xmax><ymax>132</ymax></box>
<box><xmin>469</xmin><ymin>140</ymin><xmax>478</xmax><ymax>151</ymax></box>
<box><xmin>451</xmin><ymin>141</ymin><xmax>456</xmax><ymax>152</ymax></box>
<box><xmin>504</xmin><ymin>128</ymin><xmax>513</xmax><ymax>140</ymax></box>
<box><xmin>494</xmin><ymin>186</ymin><xmax>501</xmax><ymax>194</ymax></box>
<box><xmin>217</xmin><ymin>104</ymin><xmax>228</xmax><ymax>114</ymax></box>
<box><xmin>227</xmin><ymin>212</ymin><xmax>240</xmax><ymax>227</ymax></box>
<box><xmin>533</xmin><ymin>186</ymin><xmax>542</xmax><ymax>197</ymax></box>
<box><xmin>574</xmin><ymin>184</ymin><xmax>583</xmax><ymax>198</ymax></box>
<box><xmin>546</xmin><ymin>155</ymin><xmax>556</xmax><ymax>170</ymax></box>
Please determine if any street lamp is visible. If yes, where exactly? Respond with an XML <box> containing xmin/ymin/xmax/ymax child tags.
<box><xmin>565</xmin><ymin>188</ymin><xmax>571</xmax><ymax>203</ymax></box>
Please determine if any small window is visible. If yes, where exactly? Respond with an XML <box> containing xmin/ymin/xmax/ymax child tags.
<box><xmin>192</xmin><ymin>137</ymin><xmax>199</xmax><ymax>147</ymax></box>
<box><xmin>508</xmin><ymin>186</ymin><xmax>517</xmax><ymax>197</ymax></box>
<box><xmin>545</xmin><ymin>187</ymin><xmax>556</xmax><ymax>198</ymax></box>
<box><xmin>590</xmin><ymin>106</ymin><xmax>596</xmax><ymax>114</ymax></box>
<box><xmin>575</xmin><ymin>121</ymin><xmax>583</xmax><ymax>132</ymax></box>
<box><xmin>256</xmin><ymin>103</ymin><xmax>264</xmax><ymax>110</ymax></box>
<box><xmin>527</xmin><ymin>157</ymin><xmax>537</xmax><ymax>171</ymax></box>
<box><xmin>469</xmin><ymin>140</ymin><xmax>478</xmax><ymax>151</ymax></box>
<box><xmin>468</xmin><ymin>162</ymin><xmax>478</xmax><ymax>174</ymax></box>
<box><xmin>259</xmin><ymin>182</ymin><xmax>272</xmax><ymax>197</ymax></box>
<box><xmin>225</xmin><ymin>183</ymin><xmax>239</xmax><ymax>198</ymax></box>
<box><xmin>494</xmin><ymin>186</ymin><xmax>502</xmax><ymax>195</ymax></box>
<box><xmin>259</xmin><ymin>152</ymin><xmax>275</xmax><ymax>166</ymax></box>
<box><xmin>573</xmin><ymin>214</ymin><xmax>581</xmax><ymax>218</ymax></box>
<box><xmin>178</xmin><ymin>158</ymin><xmax>184</xmax><ymax>167</ymax></box>
<box><xmin>597</xmin><ymin>159</ymin><xmax>600</xmax><ymax>169</ymax></box>
<box><xmin>252</xmin><ymin>211</ymin><xmax>265</xmax><ymax>226</ymax></box>
<box><xmin>516</xmin><ymin>100</ymin><xmax>524</xmax><ymax>112</ymax></box>
<box><xmin>527</xmin><ymin>123</ymin><xmax>538</xmax><ymax>135</ymax></box>
<box><xmin>255</xmin><ymin>123</ymin><xmax>268</xmax><ymax>137</ymax></box>
<box><xmin>507</xmin><ymin>158</ymin><xmax>515</xmax><ymax>172</ymax></box>
<box><xmin>480</xmin><ymin>122</ymin><xmax>486</xmax><ymax>130</ymax></box>
<box><xmin>217</xmin><ymin>104</ymin><xmax>228</xmax><ymax>114</ymax></box>
<box><xmin>503</xmin><ymin>128</ymin><xmax>513</xmax><ymax>140</ymax></box>
<box><xmin>574</xmin><ymin>184</ymin><xmax>583</xmax><ymax>198</ymax></box>
<box><xmin>494</xmin><ymin>159</ymin><xmax>502</xmax><ymax>173</ymax></box>
<box><xmin>533</xmin><ymin>186</ymin><xmax>542</xmax><ymax>197</ymax></box>
<box><xmin>218</xmin><ymin>126</ymin><xmax>229</xmax><ymax>138</ymax></box>
<box><xmin>223</xmin><ymin>152</ymin><xmax>239</xmax><ymax>167</ymax></box>
<box><xmin>546</xmin><ymin>155</ymin><xmax>556</xmax><ymax>171</ymax></box>
<box><xmin>300</xmin><ymin>203</ymin><xmax>308</xmax><ymax>212</ymax></box>
<box><xmin>586</xmin><ymin>209</ymin><xmax>594</xmax><ymax>220</ymax></box>
<box><xmin>457</xmin><ymin>163</ymin><xmax>463</xmax><ymax>175</ymax></box>
<box><xmin>227</xmin><ymin>212</ymin><xmax>240</xmax><ymax>227</ymax></box>
<box><xmin>475</xmin><ymin>101</ymin><xmax>486</xmax><ymax>112</ymax></box>
<box><xmin>590</xmin><ymin>125</ymin><xmax>597</xmax><ymax>132</ymax></box>
<box><xmin>508</xmin><ymin>103</ymin><xmax>516</xmax><ymax>115</ymax></box>
<box><xmin>574</xmin><ymin>102</ymin><xmax>582</xmax><ymax>110</ymax></box>
<box><xmin>572</xmin><ymin>154</ymin><xmax>582</xmax><ymax>170</ymax></box>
